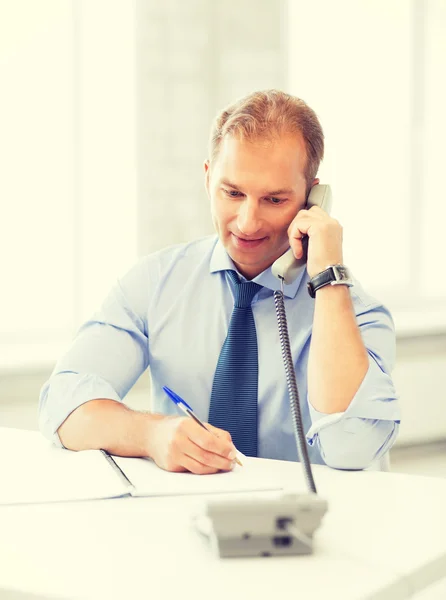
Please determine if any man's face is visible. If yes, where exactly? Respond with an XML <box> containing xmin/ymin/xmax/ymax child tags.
<box><xmin>205</xmin><ymin>133</ymin><xmax>308</xmax><ymax>279</ymax></box>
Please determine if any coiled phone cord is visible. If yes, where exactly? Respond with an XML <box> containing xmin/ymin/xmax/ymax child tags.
<box><xmin>273</xmin><ymin>287</ymin><xmax>318</xmax><ymax>495</ymax></box>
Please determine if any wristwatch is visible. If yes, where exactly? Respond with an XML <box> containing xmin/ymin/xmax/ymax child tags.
<box><xmin>307</xmin><ymin>264</ymin><xmax>353</xmax><ymax>298</ymax></box>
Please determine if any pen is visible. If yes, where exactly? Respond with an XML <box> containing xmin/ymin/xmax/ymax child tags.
<box><xmin>162</xmin><ymin>385</ymin><xmax>243</xmax><ymax>467</ymax></box>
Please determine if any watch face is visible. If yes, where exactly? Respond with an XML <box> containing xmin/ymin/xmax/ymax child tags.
<box><xmin>336</xmin><ymin>266</ymin><xmax>349</xmax><ymax>281</ymax></box>
<box><xmin>332</xmin><ymin>265</ymin><xmax>352</xmax><ymax>285</ymax></box>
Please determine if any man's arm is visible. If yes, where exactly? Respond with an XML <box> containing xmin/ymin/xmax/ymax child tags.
<box><xmin>305</xmin><ymin>285</ymin><xmax>400</xmax><ymax>470</ymax></box>
<box><xmin>58</xmin><ymin>399</ymin><xmax>236</xmax><ymax>474</ymax></box>
<box><xmin>288</xmin><ymin>203</ymin><xmax>379</xmax><ymax>414</ymax></box>
<box><xmin>308</xmin><ymin>284</ymin><xmax>368</xmax><ymax>413</ymax></box>
<box><xmin>57</xmin><ymin>399</ymin><xmax>161</xmax><ymax>455</ymax></box>
<box><xmin>39</xmin><ymin>256</ymin><xmax>236</xmax><ymax>474</ymax></box>
<box><xmin>288</xmin><ymin>203</ymin><xmax>400</xmax><ymax>469</ymax></box>
<box><xmin>39</xmin><ymin>257</ymin><xmax>151</xmax><ymax>446</ymax></box>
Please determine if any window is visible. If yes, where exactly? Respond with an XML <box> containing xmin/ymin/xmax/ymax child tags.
<box><xmin>0</xmin><ymin>1</ymin><xmax>137</xmax><ymax>369</ymax></box>
<box><xmin>287</xmin><ymin>0</ymin><xmax>446</xmax><ymax>335</ymax></box>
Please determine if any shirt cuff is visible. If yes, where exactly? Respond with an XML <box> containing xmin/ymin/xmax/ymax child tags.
<box><xmin>39</xmin><ymin>372</ymin><xmax>122</xmax><ymax>448</ymax></box>
<box><xmin>305</xmin><ymin>354</ymin><xmax>400</xmax><ymax>447</ymax></box>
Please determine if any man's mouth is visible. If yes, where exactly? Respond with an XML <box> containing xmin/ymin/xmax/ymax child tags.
<box><xmin>231</xmin><ymin>233</ymin><xmax>267</xmax><ymax>249</ymax></box>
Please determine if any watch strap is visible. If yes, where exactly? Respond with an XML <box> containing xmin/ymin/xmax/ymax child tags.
<box><xmin>307</xmin><ymin>265</ymin><xmax>352</xmax><ymax>298</ymax></box>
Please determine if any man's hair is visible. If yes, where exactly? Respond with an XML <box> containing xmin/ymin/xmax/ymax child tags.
<box><xmin>209</xmin><ymin>89</ymin><xmax>324</xmax><ymax>191</ymax></box>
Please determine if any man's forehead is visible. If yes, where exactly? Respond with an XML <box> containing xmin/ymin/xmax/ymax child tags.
<box><xmin>213</xmin><ymin>133</ymin><xmax>307</xmax><ymax>189</ymax></box>
<box><xmin>220</xmin><ymin>177</ymin><xmax>296</xmax><ymax>196</ymax></box>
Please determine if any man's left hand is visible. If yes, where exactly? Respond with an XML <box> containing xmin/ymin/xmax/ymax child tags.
<box><xmin>287</xmin><ymin>206</ymin><xmax>344</xmax><ymax>279</ymax></box>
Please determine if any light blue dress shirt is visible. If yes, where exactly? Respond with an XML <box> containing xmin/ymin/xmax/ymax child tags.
<box><xmin>39</xmin><ymin>235</ymin><xmax>400</xmax><ymax>469</ymax></box>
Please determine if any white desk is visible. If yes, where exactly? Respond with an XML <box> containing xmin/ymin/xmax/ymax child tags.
<box><xmin>0</xmin><ymin>429</ymin><xmax>445</xmax><ymax>600</ymax></box>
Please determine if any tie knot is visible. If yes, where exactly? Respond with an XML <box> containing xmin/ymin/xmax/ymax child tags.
<box><xmin>227</xmin><ymin>271</ymin><xmax>262</xmax><ymax>308</ymax></box>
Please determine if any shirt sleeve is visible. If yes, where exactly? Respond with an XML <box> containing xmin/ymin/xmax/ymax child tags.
<box><xmin>38</xmin><ymin>257</ymin><xmax>151</xmax><ymax>446</ymax></box>
<box><xmin>305</xmin><ymin>291</ymin><xmax>401</xmax><ymax>471</ymax></box>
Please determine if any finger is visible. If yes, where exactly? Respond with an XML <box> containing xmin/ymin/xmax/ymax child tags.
<box><xmin>180</xmin><ymin>453</ymin><xmax>221</xmax><ymax>475</ymax></box>
<box><xmin>290</xmin><ymin>209</ymin><xmax>327</xmax><ymax>234</ymax></box>
<box><xmin>288</xmin><ymin>217</ymin><xmax>309</xmax><ymax>240</ymax></box>
<box><xmin>295</xmin><ymin>209</ymin><xmax>323</xmax><ymax>220</ymax></box>
<box><xmin>184</xmin><ymin>420</ymin><xmax>236</xmax><ymax>460</ymax></box>
<box><xmin>181</xmin><ymin>435</ymin><xmax>235</xmax><ymax>472</ymax></box>
<box><xmin>205</xmin><ymin>423</ymin><xmax>233</xmax><ymax>445</ymax></box>
<box><xmin>299</xmin><ymin>207</ymin><xmax>326</xmax><ymax>219</ymax></box>
<box><xmin>289</xmin><ymin>215</ymin><xmax>316</xmax><ymax>235</ymax></box>
<box><xmin>289</xmin><ymin>236</ymin><xmax>305</xmax><ymax>260</ymax></box>
<box><xmin>204</xmin><ymin>424</ymin><xmax>244</xmax><ymax>464</ymax></box>
<box><xmin>289</xmin><ymin>214</ymin><xmax>328</xmax><ymax>242</ymax></box>
<box><xmin>307</xmin><ymin>205</ymin><xmax>329</xmax><ymax>216</ymax></box>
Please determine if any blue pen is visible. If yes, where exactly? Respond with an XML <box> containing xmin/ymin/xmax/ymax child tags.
<box><xmin>162</xmin><ymin>385</ymin><xmax>243</xmax><ymax>467</ymax></box>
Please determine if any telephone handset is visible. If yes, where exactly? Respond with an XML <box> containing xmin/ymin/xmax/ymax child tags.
<box><xmin>271</xmin><ymin>184</ymin><xmax>333</xmax><ymax>285</ymax></box>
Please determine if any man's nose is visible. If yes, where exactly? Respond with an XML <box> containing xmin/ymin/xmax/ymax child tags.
<box><xmin>237</xmin><ymin>199</ymin><xmax>262</xmax><ymax>236</ymax></box>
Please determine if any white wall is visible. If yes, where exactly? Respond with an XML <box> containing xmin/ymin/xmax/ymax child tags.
<box><xmin>393</xmin><ymin>336</ymin><xmax>446</xmax><ymax>445</ymax></box>
<box><xmin>134</xmin><ymin>0</ymin><xmax>287</xmax><ymax>254</ymax></box>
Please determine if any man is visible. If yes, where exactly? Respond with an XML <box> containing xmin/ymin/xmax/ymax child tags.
<box><xmin>39</xmin><ymin>89</ymin><xmax>400</xmax><ymax>473</ymax></box>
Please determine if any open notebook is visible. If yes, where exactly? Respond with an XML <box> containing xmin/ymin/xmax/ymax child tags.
<box><xmin>0</xmin><ymin>428</ymin><xmax>284</xmax><ymax>505</ymax></box>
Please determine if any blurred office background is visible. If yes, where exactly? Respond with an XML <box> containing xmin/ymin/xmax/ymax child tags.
<box><xmin>1</xmin><ymin>0</ymin><xmax>445</xmax><ymax>476</ymax></box>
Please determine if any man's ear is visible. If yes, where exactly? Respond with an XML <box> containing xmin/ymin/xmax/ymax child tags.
<box><xmin>204</xmin><ymin>159</ymin><xmax>210</xmax><ymax>197</ymax></box>
<box><xmin>311</xmin><ymin>178</ymin><xmax>320</xmax><ymax>188</ymax></box>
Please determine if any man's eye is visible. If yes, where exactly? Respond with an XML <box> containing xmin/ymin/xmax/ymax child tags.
<box><xmin>223</xmin><ymin>189</ymin><xmax>242</xmax><ymax>198</ymax></box>
<box><xmin>268</xmin><ymin>197</ymin><xmax>283</xmax><ymax>204</ymax></box>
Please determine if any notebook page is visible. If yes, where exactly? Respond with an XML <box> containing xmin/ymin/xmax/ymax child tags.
<box><xmin>0</xmin><ymin>428</ymin><xmax>130</xmax><ymax>505</ymax></box>
<box><xmin>112</xmin><ymin>455</ymin><xmax>284</xmax><ymax>497</ymax></box>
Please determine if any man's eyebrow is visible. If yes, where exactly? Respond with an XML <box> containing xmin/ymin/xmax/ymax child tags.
<box><xmin>265</xmin><ymin>187</ymin><xmax>294</xmax><ymax>196</ymax></box>
<box><xmin>221</xmin><ymin>179</ymin><xmax>241</xmax><ymax>190</ymax></box>
<box><xmin>221</xmin><ymin>179</ymin><xmax>293</xmax><ymax>195</ymax></box>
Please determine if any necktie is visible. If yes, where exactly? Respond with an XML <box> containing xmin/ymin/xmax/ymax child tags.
<box><xmin>208</xmin><ymin>270</ymin><xmax>262</xmax><ymax>457</ymax></box>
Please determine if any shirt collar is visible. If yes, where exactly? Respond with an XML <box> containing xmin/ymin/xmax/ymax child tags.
<box><xmin>209</xmin><ymin>237</ymin><xmax>306</xmax><ymax>299</ymax></box>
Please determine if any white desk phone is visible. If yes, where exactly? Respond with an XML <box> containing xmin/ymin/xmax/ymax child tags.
<box><xmin>195</xmin><ymin>184</ymin><xmax>333</xmax><ymax>558</ymax></box>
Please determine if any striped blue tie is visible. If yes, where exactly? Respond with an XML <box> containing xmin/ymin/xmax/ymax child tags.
<box><xmin>208</xmin><ymin>271</ymin><xmax>262</xmax><ymax>457</ymax></box>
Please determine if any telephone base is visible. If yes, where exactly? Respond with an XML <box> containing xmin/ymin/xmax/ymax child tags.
<box><xmin>193</xmin><ymin>492</ymin><xmax>328</xmax><ymax>558</ymax></box>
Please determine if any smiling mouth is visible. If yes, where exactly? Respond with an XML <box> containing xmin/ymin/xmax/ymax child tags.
<box><xmin>232</xmin><ymin>234</ymin><xmax>267</xmax><ymax>248</ymax></box>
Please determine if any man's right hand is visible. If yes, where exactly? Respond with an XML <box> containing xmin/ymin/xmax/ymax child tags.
<box><xmin>57</xmin><ymin>400</ymin><xmax>236</xmax><ymax>475</ymax></box>
<box><xmin>147</xmin><ymin>415</ymin><xmax>237</xmax><ymax>475</ymax></box>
